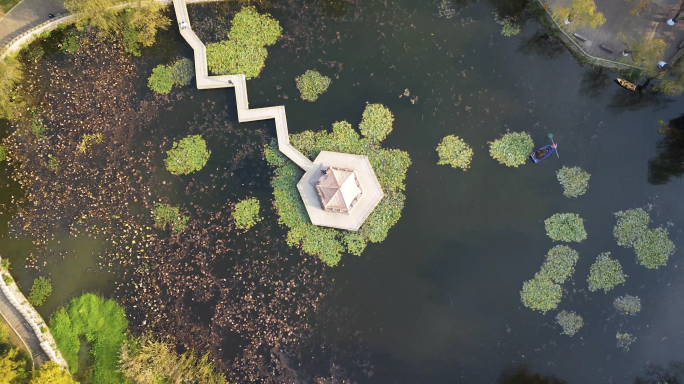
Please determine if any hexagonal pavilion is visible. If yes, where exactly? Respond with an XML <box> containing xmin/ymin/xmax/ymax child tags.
<box><xmin>297</xmin><ymin>151</ymin><xmax>384</xmax><ymax>231</ymax></box>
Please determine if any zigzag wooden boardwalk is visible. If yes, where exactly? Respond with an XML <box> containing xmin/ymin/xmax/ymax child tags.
<box><xmin>172</xmin><ymin>0</ymin><xmax>314</xmax><ymax>171</ymax></box>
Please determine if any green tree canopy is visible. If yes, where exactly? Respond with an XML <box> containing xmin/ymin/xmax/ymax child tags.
<box><xmin>30</xmin><ymin>362</ymin><xmax>78</xmax><ymax>384</ymax></box>
<box><xmin>0</xmin><ymin>55</ymin><xmax>24</xmax><ymax>121</ymax></box>
<box><xmin>164</xmin><ymin>135</ymin><xmax>211</xmax><ymax>176</ymax></box>
<box><xmin>0</xmin><ymin>348</ymin><xmax>25</xmax><ymax>384</ymax></box>
<box><xmin>555</xmin><ymin>0</ymin><xmax>606</xmax><ymax>29</ymax></box>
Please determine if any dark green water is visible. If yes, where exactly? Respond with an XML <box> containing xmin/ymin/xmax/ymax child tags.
<box><xmin>2</xmin><ymin>0</ymin><xmax>684</xmax><ymax>382</ymax></box>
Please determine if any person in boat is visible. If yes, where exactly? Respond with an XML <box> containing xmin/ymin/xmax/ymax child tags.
<box><xmin>534</xmin><ymin>147</ymin><xmax>548</xmax><ymax>159</ymax></box>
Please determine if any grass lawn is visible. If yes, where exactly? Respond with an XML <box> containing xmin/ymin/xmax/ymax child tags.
<box><xmin>0</xmin><ymin>0</ymin><xmax>22</xmax><ymax>15</ymax></box>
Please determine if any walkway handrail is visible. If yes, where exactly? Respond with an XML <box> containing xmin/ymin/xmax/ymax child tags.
<box><xmin>0</xmin><ymin>291</ymin><xmax>35</xmax><ymax>369</ymax></box>
<box><xmin>172</xmin><ymin>0</ymin><xmax>314</xmax><ymax>171</ymax></box>
<box><xmin>0</xmin><ymin>258</ymin><xmax>68</xmax><ymax>370</ymax></box>
<box><xmin>534</xmin><ymin>0</ymin><xmax>647</xmax><ymax>71</ymax></box>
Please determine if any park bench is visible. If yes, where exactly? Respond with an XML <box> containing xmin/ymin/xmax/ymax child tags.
<box><xmin>573</xmin><ymin>33</ymin><xmax>587</xmax><ymax>41</ymax></box>
<box><xmin>678</xmin><ymin>40</ymin><xmax>684</xmax><ymax>49</ymax></box>
<box><xmin>599</xmin><ymin>44</ymin><xmax>615</xmax><ymax>53</ymax></box>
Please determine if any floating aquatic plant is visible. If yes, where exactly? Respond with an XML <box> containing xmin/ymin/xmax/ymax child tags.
<box><xmin>634</xmin><ymin>227</ymin><xmax>675</xmax><ymax>269</ymax></box>
<box><xmin>556</xmin><ymin>166</ymin><xmax>590</xmax><ymax>197</ymax></box>
<box><xmin>613</xmin><ymin>208</ymin><xmax>650</xmax><ymax>247</ymax></box>
<box><xmin>358</xmin><ymin>103</ymin><xmax>394</xmax><ymax>143</ymax></box>
<box><xmin>152</xmin><ymin>203</ymin><xmax>189</xmax><ymax>233</ymax></box>
<box><xmin>148</xmin><ymin>58</ymin><xmax>195</xmax><ymax>94</ymax></box>
<box><xmin>613</xmin><ymin>208</ymin><xmax>675</xmax><ymax>269</ymax></box>
<box><xmin>295</xmin><ymin>70</ymin><xmax>331</xmax><ymax>102</ymax></box>
<box><xmin>614</xmin><ymin>295</ymin><xmax>641</xmax><ymax>315</ymax></box>
<box><xmin>206</xmin><ymin>6</ymin><xmax>282</xmax><ymax>78</ymax></box>
<box><xmin>539</xmin><ymin>245</ymin><xmax>579</xmax><ymax>284</ymax></box>
<box><xmin>616</xmin><ymin>332</ymin><xmax>636</xmax><ymax>351</ymax></box>
<box><xmin>587</xmin><ymin>252</ymin><xmax>626</xmax><ymax>293</ymax></box>
<box><xmin>544</xmin><ymin>213</ymin><xmax>587</xmax><ymax>242</ymax></box>
<box><xmin>232</xmin><ymin>197</ymin><xmax>262</xmax><ymax>231</ymax></box>
<box><xmin>556</xmin><ymin>310</ymin><xmax>583</xmax><ymax>336</ymax></box>
<box><xmin>494</xmin><ymin>14</ymin><xmax>521</xmax><ymax>37</ymax></box>
<box><xmin>76</xmin><ymin>133</ymin><xmax>103</xmax><ymax>154</ymax></box>
<box><xmin>164</xmin><ymin>135</ymin><xmax>210</xmax><ymax>176</ymax></box>
<box><xmin>28</xmin><ymin>277</ymin><xmax>52</xmax><ymax>306</ymax></box>
<box><xmin>489</xmin><ymin>132</ymin><xmax>534</xmax><ymax>167</ymax></box>
<box><xmin>520</xmin><ymin>274</ymin><xmax>562</xmax><ymax>313</ymax></box>
<box><xmin>0</xmin><ymin>145</ymin><xmax>7</xmax><ymax>162</ymax></box>
<box><xmin>436</xmin><ymin>135</ymin><xmax>473</xmax><ymax>170</ymax></box>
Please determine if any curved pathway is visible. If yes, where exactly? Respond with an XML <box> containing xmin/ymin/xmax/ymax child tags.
<box><xmin>0</xmin><ymin>285</ymin><xmax>48</xmax><ymax>368</ymax></box>
<box><xmin>172</xmin><ymin>0</ymin><xmax>314</xmax><ymax>171</ymax></box>
<box><xmin>0</xmin><ymin>0</ymin><xmax>66</xmax><ymax>47</ymax></box>
<box><xmin>0</xmin><ymin>260</ymin><xmax>68</xmax><ymax>369</ymax></box>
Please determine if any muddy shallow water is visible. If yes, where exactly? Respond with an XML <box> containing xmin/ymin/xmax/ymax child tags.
<box><xmin>2</xmin><ymin>0</ymin><xmax>684</xmax><ymax>382</ymax></box>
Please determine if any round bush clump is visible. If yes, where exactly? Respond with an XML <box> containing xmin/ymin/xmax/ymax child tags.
<box><xmin>556</xmin><ymin>166</ymin><xmax>590</xmax><ymax>197</ymax></box>
<box><xmin>520</xmin><ymin>275</ymin><xmax>562</xmax><ymax>313</ymax></box>
<box><xmin>539</xmin><ymin>245</ymin><xmax>579</xmax><ymax>284</ymax></box>
<box><xmin>489</xmin><ymin>132</ymin><xmax>534</xmax><ymax>167</ymax></box>
<box><xmin>556</xmin><ymin>310</ymin><xmax>583</xmax><ymax>336</ymax></box>
<box><xmin>634</xmin><ymin>227</ymin><xmax>675</xmax><ymax>269</ymax></box>
<box><xmin>232</xmin><ymin>197</ymin><xmax>262</xmax><ymax>230</ymax></box>
<box><xmin>164</xmin><ymin>135</ymin><xmax>211</xmax><ymax>176</ymax></box>
<box><xmin>436</xmin><ymin>135</ymin><xmax>473</xmax><ymax>170</ymax></box>
<box><xmin>613</xmin><ymin>208</ymin><xmax>650</xmax><ymax>247</ymax></box>
<box><xmin>295</xmin><ymin>70</ymin><xmax>331</xmax><ymax>102</ymax></box>
<box><xmin>614</xmin><ymin>295</ymin><xmax>641</xmax><ymax>315</ymax></box>
<box><xmin>148</xmin><ymin>65</ymin><xmax>174</xmax><ymax>94</ymax></box>
<box><xmin>544</xmin><ymin>213</ymin><xmax>587</xmax><ymax>243</ymax></box>
<box><xmin>358</xmin><ymin>103</ymin><xmax>394</xmax><ymax>142</ymax></box>
<box><xmin>587</xmin><ymin>252</ymin><xmax>626</xmax><ymax>293</ymax></box>
<box><xmin>28</xmin><ymin>276</ymin><xmax>52</xmax><ymax>306</ymax></box>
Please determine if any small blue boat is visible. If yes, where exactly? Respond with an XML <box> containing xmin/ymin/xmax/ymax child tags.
<box><xmin>530</xmin><ymin>144</ymin><xmax>557</xmax><ymax>163</ymax></box>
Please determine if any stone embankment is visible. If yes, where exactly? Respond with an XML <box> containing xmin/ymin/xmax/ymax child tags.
<box><xmin>0</xmin><ymin>258</ymin><xmax>68</xmax><ymax>369</ymax></box>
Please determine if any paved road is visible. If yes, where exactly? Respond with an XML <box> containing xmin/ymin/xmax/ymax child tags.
<box><xmin>0</xmin><ymin>0</ymin><xmax>65</xmax><ymax>46</ymax></box>
<box><xmin>0</xmin><ymin>286</ymin><xmax>50</xmax><ymax>367</ymax></box>
<box><xmin>546</xmin><ymin>0</ymin><xmax>684</xmax><ymax>65</ymax></box>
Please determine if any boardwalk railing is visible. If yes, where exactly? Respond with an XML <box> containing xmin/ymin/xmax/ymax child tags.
<box><xmin>0</xmin><ymin>258</ymin><xmax>68</xmax><ymax>370</ymax></box>
<box><xmin>172</xmin><ymin>0</ymin><xmax>313</xmax><ymax>171</ymax></box>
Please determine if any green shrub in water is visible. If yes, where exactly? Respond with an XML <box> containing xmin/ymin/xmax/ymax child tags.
<box><xmin>165</xmin><ymin>135</ymin><xmax>210</xmax><ymax>176</ymax></box>
<box><xmin>489</xmin><ymin>132</ymin><xmax>534</xmax><ymax>167</ymax></box>
<box><xmin>587</xmin><ymin>252</ymin><xmax>626</xmax><ymax>293</ymax></box>
<box><xmin>0</xmin><ymin>145</ymin><xmax>6</xmax><ymax>162</ymax></box>
<box><xmin>265</xmin><ymin>104</ymin><xmax>410</xmax><ymax>266</ymax></box>
<box><xmin>152</xmin><ymin>203</ymin><xmax>189</xmax><ymax>233</ymax></box>
<box><xmin>556</xmin><ymin>166</ymin><xmax>590</xmax><ymax>197</ymax></box>
<box><xmin>148</xmin><ymin>58</ymin><xmax>194</xmax><ymax>94</ymax></box>
<box><xmin>556</xmin><ymin>310</ymin><xmax>583</xmax><ymax>336</ymax></box>
<box><xmin>520</xmin><ymin>274</ymin><xmax>562</xmax><ymax>313</ymax></box>
<box><xmin>206</xmin><ymin>6</ymin><xmax>282</xmax><ymax>78</ymax></box>
<box><xmin>436</xmin><ymin>135</ymin><xmax>473</xmax><ymax>170</ymax></box>
<box><xmin>295</xmin><ymin>70</ymin><xmax>331</xmax><ymax>102</ymax></box>
<box><xmin>28</xmin><ymin>277</ymin><xmax>52</xmax><ymax>306</ymax></box>
<box><xmin>358</xmin><ymin>103</ymin><xmax>394</xmax><ymax>142</ymax></box>
<box><xmin>539</xmin><ymin>245</ymin><xmax>579</xmax><ymax>284</ymax></box>
<box><xmin>232</xmin><ymin>197</ymin><xmax>261</xmax><ymax>230</ymax></box>
<box><xmin>616</xmin><ymin>332</ymin><xmax>636</xmax><ymax>351</ymax></box>
<box><xmin>544</xmin><ymin>213</ymin><xmax>587</xmax><ymax>243</ymax></box>
<box><xmin>634</xmin><ymin>227</ymin><xmax>675</xmax><ymax>269</ymax></box>
<box><xmin>49</xmin><ymin>293</ymin><xmax>128</xmax><ymax>382</ymax></box>
<box><xmin>613</xmin><ymin>208</ymin><xmax>650</xmax><ymax>247</ymax></box>
<box><xmin>614</xmin><ymin>295</ymin><xmax>641</xmax><ymax>315</ymax></box>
